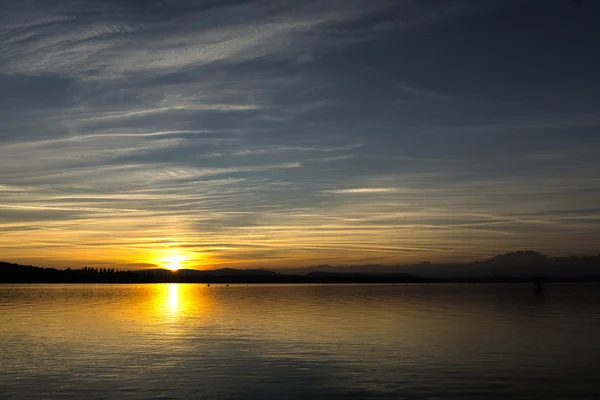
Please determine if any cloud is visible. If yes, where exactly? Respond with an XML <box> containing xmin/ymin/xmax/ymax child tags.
<box><xmin>0</xmin><ymin>0</ymin><xmax>399</xmax><ymax>80</ymax></box>
<box><xmin>325</xmin><ymin>188</ymin><xmax>401</xmax><ymax>194</ymax></box>
<box><xmin>0</xmin><ymin>135</ymin><xmax>185</xmax><ymax>174</ymax></box>
<box><xmin>69</xmin><ymin>104</ymin><xmax>265</xmax><ymax>123</ymax></box>
<box><xmin>233</xmin><ymin>143</ymin><xmax>362</xmax><ymax>156</ymax></box>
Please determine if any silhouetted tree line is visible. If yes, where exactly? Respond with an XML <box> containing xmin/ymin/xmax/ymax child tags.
<box><xmin>0</xmin><ymin>261</ymin><xmax>431</xmax><ymax>284</ymax></box>
<box><xmin>1</xmin><ymin>261</ymin><xmax>599</xmax><ymax>284</ymax></box>
<box><xmin>0</xmin><ymin>262</ymin><xmax>156</xmax><ymax>283</ymax></box>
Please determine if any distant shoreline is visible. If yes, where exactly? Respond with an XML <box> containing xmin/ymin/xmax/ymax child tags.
<box><xmin>2</xmin><ymin>254</ymin><xmax>600</xmax><ymax>284</ymax></box>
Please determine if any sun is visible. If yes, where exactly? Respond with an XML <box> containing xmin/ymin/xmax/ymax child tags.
<box><xmin>163</xmin><ymin>253</ymin><xmax>186</xmax><ymax>271</ymax></box>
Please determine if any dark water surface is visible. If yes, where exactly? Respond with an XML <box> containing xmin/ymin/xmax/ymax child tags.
<box><xmin>1</xmin><ymin>283</ymin><xmax>599</xmax><ymax>399</ymax></box>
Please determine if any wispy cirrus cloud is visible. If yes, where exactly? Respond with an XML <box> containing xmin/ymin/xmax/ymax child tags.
<box><xmin>233</xmin><ymin>143</ymin><xmax>362</xmax><ymax>156</ymax></box>
<box><xmin>0</xmin><ymin>0</ymin><xmax>399</xmax><ymax>80</ymax></box>
<box><xmin>325</xmin><ymin>188</ymin><xmax>401</xmax><ymax>194</ymax></box>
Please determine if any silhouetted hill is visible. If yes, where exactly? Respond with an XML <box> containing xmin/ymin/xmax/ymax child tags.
<box><xmin>144</xmin><ymin>268</ymin><xmax>278</xmax><ymax>277</ymax></box>
<box><xmin>2</xmin><ymin>251</ymin><xmax>600</xmax><ymax>283</ymax></box>
<box><xmin>0</xmin><ymin>262</ymin><xmax>427</xmax><ymax>284</ymax></box>
<box><xmin>282</xmin><ymin>251</ymin><xmax>600</xmax><ymax>279</ymax></box>
<box><xmin>478</xmin><ymin>251</ymin><xmax>549</xmax><ymax>267</ymax></box>
<box><xmin>200</xmin><ymin>268</ymin><xmax>279</xmax><ymax>276</ymax></box>
<box><xmin>304</xmin><ymin>271</ymin><xmax>427</xmax><ymax>283</ymax></box>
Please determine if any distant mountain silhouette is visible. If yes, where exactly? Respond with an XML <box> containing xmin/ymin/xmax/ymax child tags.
<box><xmin>281</xmin><ymin>251</ymin><xmax>600</xmax><ymax>279</ymax></box>
<box><xmin>1</xmin><ymin>251</ymin><xmax>599</xmax><ymax>283</ymax></box>
<box><xmin>0</xmin><ymin>262</ymin><xmax>425</xmax><ymax>284</ymax></box>
<box><xmin>196</xmin><ymin>268</ymin><xmax>279</xmax><ymax>277</ymax></box>
<box><xmin>145</xmin><ymin>268</ymin><xmax>278</xmax><ymax>277</ymax></box>
<box><xmin>303</xmin><ymin>271</ymin><xmax>426</xmax><ymax>283</ymax></box>
<box><xmin>478</xmin><ymin>251</ymin><xmax>550</xmax><ymax>267</ymax></box>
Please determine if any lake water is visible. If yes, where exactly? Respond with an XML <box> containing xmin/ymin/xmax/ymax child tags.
<box><xmin>1</xmin><ymin>284</ymin><xmax>599</xmax><ymax>399</ymax></box>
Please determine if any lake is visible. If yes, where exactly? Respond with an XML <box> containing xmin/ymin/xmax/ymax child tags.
<box><xmin>1</xmin><ymin>283</ymin><xmax>599</xmax><ymax>399</ymax></box>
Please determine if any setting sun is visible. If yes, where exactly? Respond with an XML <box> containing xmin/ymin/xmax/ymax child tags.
<box><xmin>162</xmin><ymin>252</ymin><xmax>186</xmax><ymax>271</ymax></box>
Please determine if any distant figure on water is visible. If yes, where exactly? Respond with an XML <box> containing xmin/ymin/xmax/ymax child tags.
<box><xmin>533</xmin><ymin>276</ymin><xmax>546</xmax><ymax>293</ymax></box>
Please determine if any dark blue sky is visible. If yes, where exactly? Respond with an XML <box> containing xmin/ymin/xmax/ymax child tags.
<box><xmin>1</xmin><ymin>0</ymin><xmax>599</xmax><ymax>269</ymax></box>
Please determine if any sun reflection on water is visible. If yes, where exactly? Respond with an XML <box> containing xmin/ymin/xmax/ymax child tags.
<box><xmin>151</xmin><ymin>284</ymin><xmax>211</xmax><ymax>322</ymax></box>
<box><xmin>168</xmin><ymin>284</ymin><xmax>179</xmax><ymax>313</ymax></box>
<box><xmin>99</xmin><ymin>284</ymin><xmax>214</xmax><ymax>331</ymax></box>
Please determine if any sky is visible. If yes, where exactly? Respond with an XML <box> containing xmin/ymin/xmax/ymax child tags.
<box><xmin>1</xmin><ymin>0</ymin><xmax>600</xmax><ymax>270</ymax></box>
